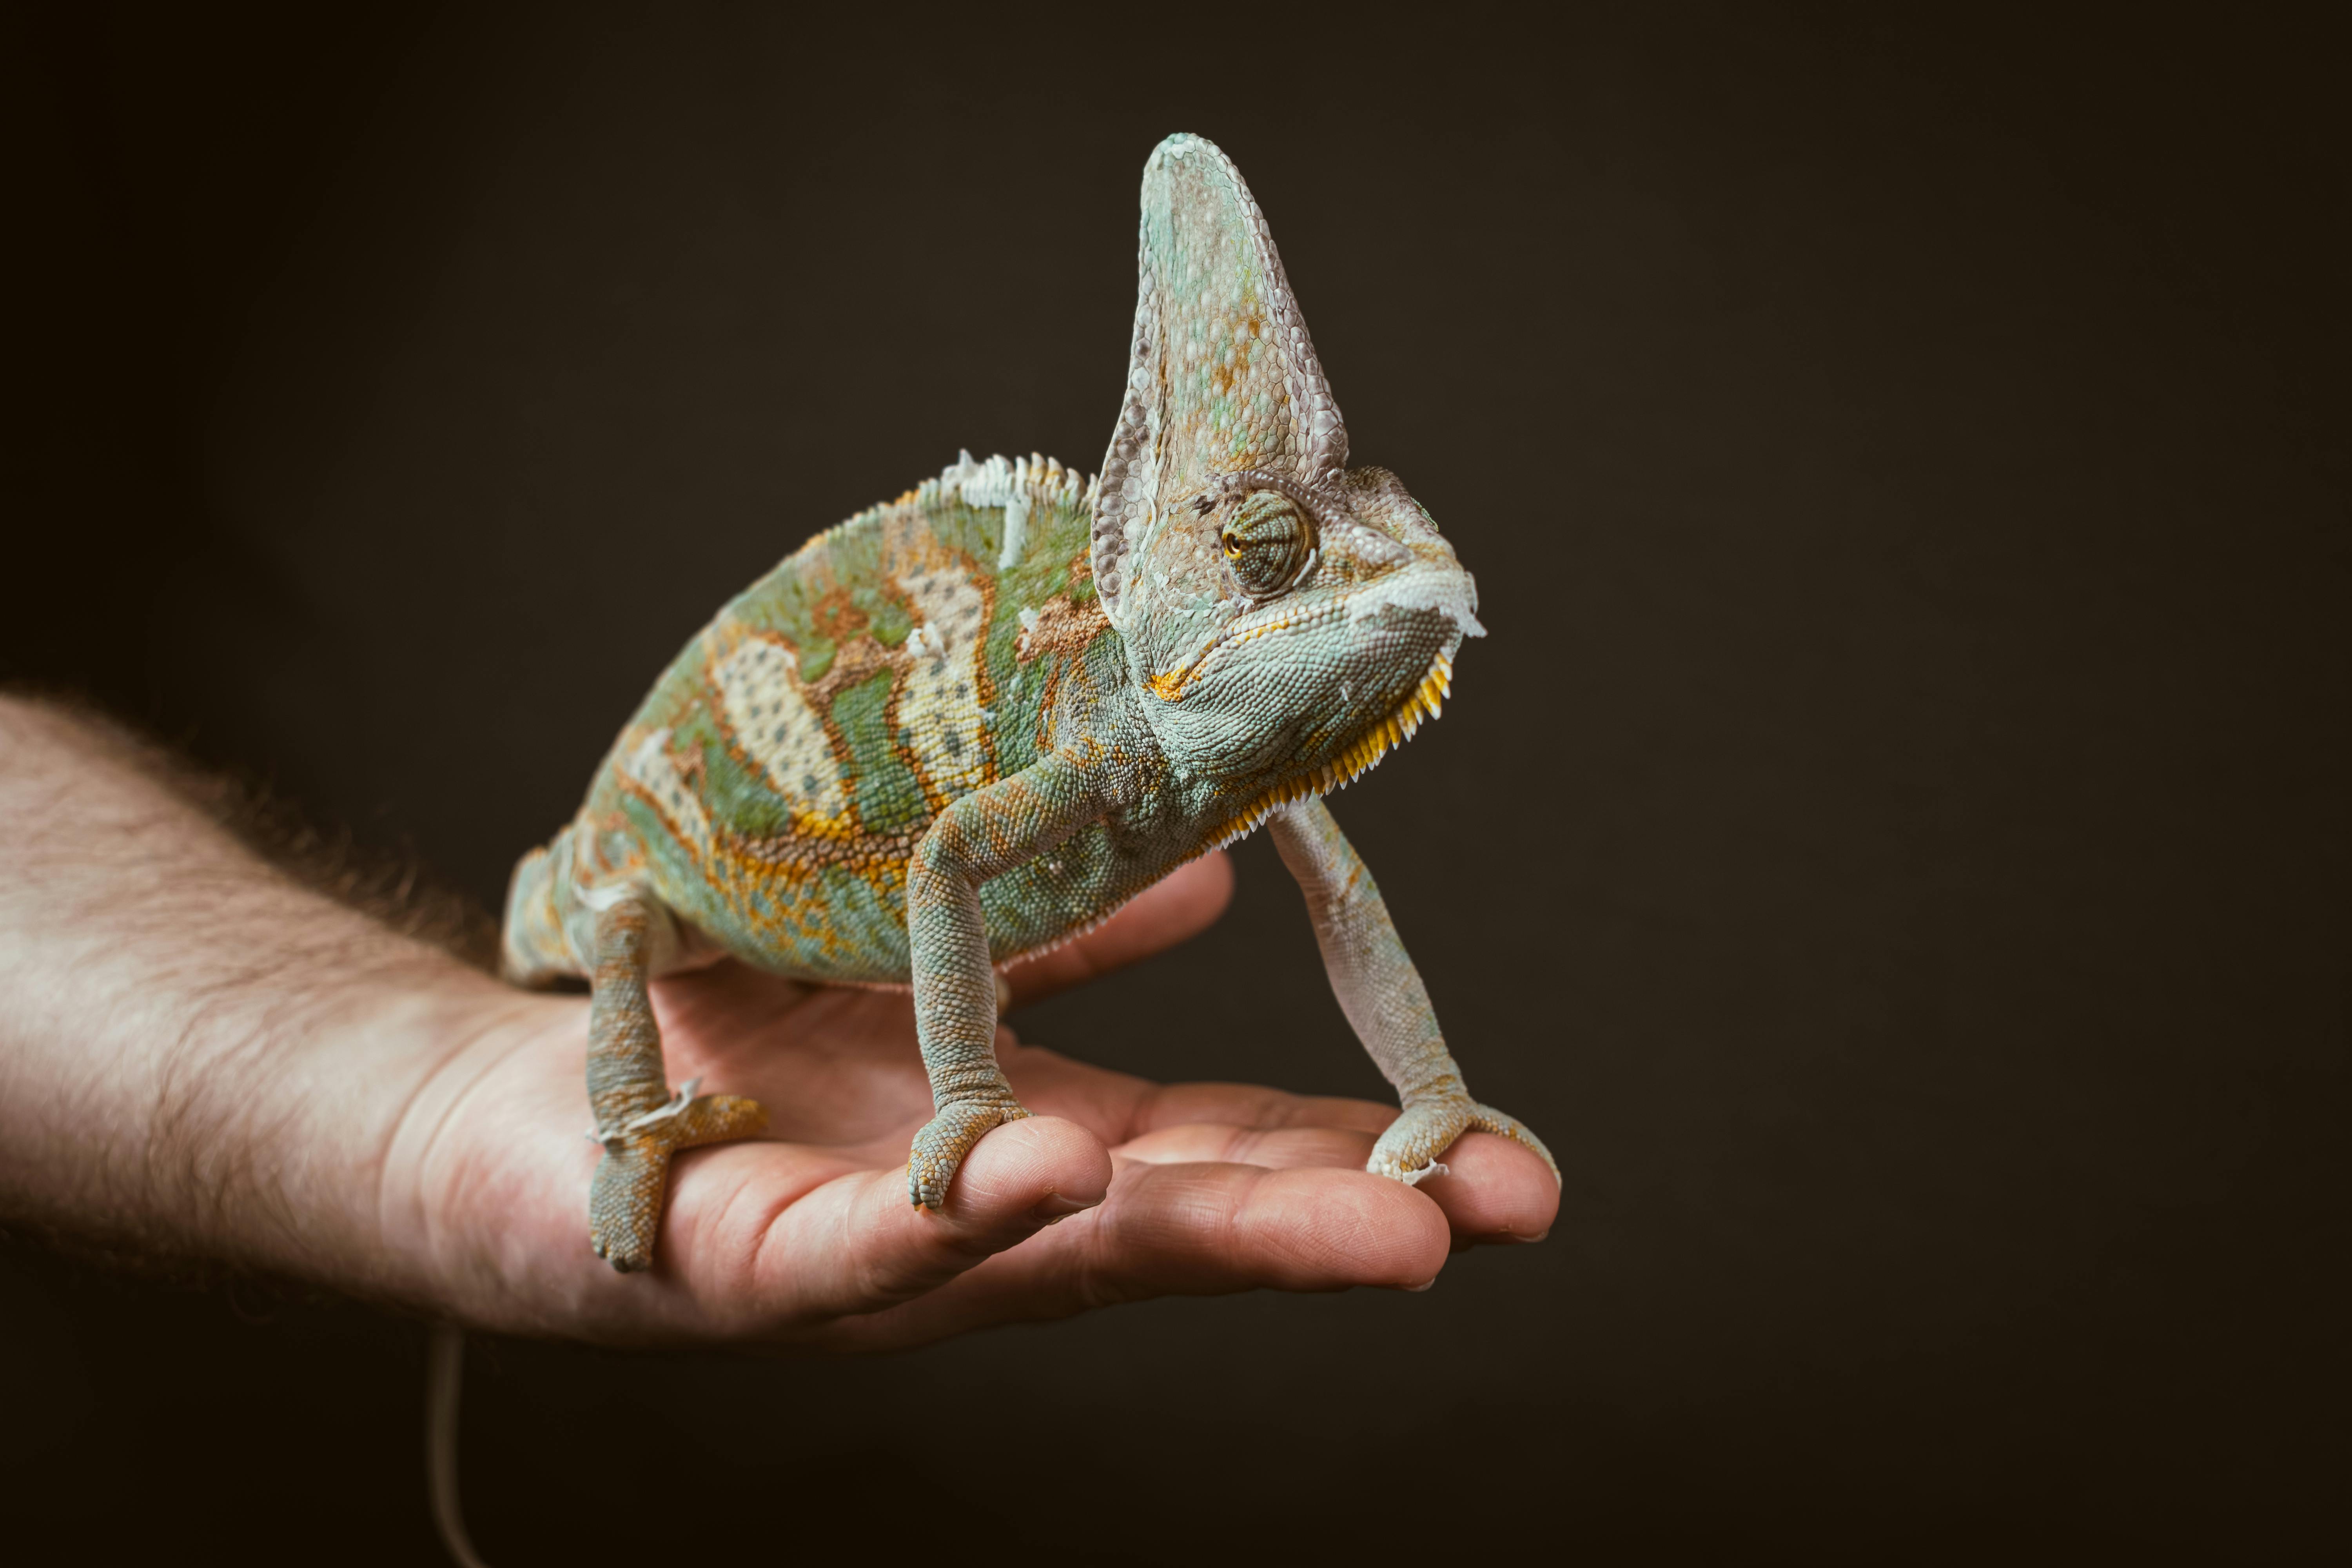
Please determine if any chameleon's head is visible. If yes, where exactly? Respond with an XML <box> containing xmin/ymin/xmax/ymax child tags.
<box><xmin>1092</xmin><ymin>134</ymin><xmax>1481</xmax><ymax>814</ymax></box>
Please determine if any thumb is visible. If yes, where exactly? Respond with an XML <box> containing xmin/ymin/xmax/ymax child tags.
<box><xmin>750</xmin><ymin>1116</ymin><xmax>1112</xmax><ymax>1320</ymax></box>
<box><xmin>1000</xmin><ymin>851</ymin><xmax>1234</xmax><ymax>1009</ymax></box>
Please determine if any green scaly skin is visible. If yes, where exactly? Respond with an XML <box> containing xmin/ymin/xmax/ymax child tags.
<box><xmin>499</xmin><ymin>133</ymin><xmax>1558</xmax><ymax>1273</ymax></box>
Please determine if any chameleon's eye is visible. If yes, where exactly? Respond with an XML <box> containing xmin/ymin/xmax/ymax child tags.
<box><xmin>1217</xmin><ymin>490</ymin><xmax>1316</xmax><ymax>598</ymax></box>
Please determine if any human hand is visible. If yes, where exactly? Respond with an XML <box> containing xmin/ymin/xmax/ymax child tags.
<box><xmin>0</xmin><ymin>699</ymin><xmax>1555</xmax><ymax>1348</ymax></box>
<box><xmin>392</xmin><ymin>854</ymin><xmax>1560</xmax><ymax>1347</ymax></box>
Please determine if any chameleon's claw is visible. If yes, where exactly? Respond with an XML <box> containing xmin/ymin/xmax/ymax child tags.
<box><xmin>1368</xmin><ymin>1097</ymin><xmax>1560</xmax><ymax>1189</ymax></box>
<box><xmin>907</xmin><ymin>1099</ymin><xmax>1032</xmax><ymax>1209</ymax></box>
<box><xmin>586</xmin><ymin>1077</ymin><xmax>704</xmax><ymax>1145</ymax></box>
<box><xmin>586</xmin><ymin>1089</ymin><xmax>767</xmax><ymax>1272</ymax></box>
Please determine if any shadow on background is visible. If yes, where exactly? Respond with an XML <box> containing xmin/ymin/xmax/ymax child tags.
<box><xmin>4</xmin><ymin>4</ymin><xmax>2343</xmax><ymax>1561</ymax></box>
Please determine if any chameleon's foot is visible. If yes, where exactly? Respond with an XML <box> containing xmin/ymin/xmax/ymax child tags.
<box><xmin>1368</xmin><ymin>1098</ymin><xmax>1561</xmax><ymax>1189</ymax></box>
<box><xmin>587</xmin><ymin>1082</ymin><xmax>767</xmax><ymax>1272</ymax></box>
<box><xmin>907</xmin><ymin>1099</ymin><xmax>1033</xmax><ymax>1209</ymax></box>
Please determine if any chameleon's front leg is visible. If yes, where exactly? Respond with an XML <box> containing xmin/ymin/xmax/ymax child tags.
<box><xmin>583</xmin><ymin>893</ymin><xmax>766</xmax><ymax>1270</ymax></box>
<box><xmin>904</xmin><ymin>753</ymin><xmax>1105</xmax><ymax>1208</ymax></box>
<box><xmin>1269</xmin><ymin>798</ymin><xmax>1559</xmax><ymax>1187</ymax></box>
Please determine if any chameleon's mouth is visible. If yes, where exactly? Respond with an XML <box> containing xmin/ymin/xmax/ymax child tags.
<box><xmin>1155</xmin><ymin>559</ymin><xmax>1477</xmax><ymax>704</ymax></box>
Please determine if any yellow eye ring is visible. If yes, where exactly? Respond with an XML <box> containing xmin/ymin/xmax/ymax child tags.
<box><xmin>1221</xmin><ymin>528</ymin><xmax>1243</xmax><ymax>561</ymax></box>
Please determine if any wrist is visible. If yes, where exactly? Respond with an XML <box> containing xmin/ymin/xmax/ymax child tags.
<box><xmin>195</xmin><ymin>971</ymin><xmax>529</xmax><ymax>1303</ymax></box>
<box><xmin>0</xmin><ymin>696</ymin><xmax>538</xmax><ymax>1307</ymax></box>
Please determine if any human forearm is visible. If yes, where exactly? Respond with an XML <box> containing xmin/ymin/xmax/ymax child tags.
<box><xmin>0</xmin><ymin>696</ymin><xmax>517</xmax><ymax>1295</ymax></box>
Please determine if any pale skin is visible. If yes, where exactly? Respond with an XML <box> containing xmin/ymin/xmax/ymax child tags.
<box><xmin>0</xmin><ymin>697</ymin><xmax>1557</xmax><ymax>1346</ymax></box>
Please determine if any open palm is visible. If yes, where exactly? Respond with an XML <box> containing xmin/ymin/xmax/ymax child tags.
<box><xmin>401</xmin><ymin>854</ymin><xmax>1557</xmax><ymax>1347</ymax></box>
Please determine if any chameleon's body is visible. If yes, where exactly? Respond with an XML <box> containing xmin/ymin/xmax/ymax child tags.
<box><xmin>505</xmin><ymin>454</ymin><xmax>1195</xmax><ymax>989</ymax></box>
<box><xmin>500</xmin><ymin>133</ymin><xmax>1554</xmax><ymax>1271</ymax></box>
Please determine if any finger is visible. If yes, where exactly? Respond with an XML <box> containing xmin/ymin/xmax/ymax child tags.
<box><xmin>999</xmin><ymin>851</ymin><xmax>1233</xmax><ymax>1009</ymax></box>
<box><xmin>1113</xmin><ymin>1121</ymin><xmax>1375</xmax><ymax>1171</ymax></box>
<box><xmin>813</xmin><ymin>1160</ymin><xmax>1452</xmax><ymax>1350</ymax></box>
<box><xmin>1116</xmin><ymin>1122</ymin><xmax>1560</xmax><ymax>1245</ymax></box>
<box><xmin>1129</xmin><ymin>1080</ymin><xmax>1395</xmax><ymax>1139</ymax></box>
<box><xmin>1410</xmin><ymin>1132</ymin><xmax>1561</xmax><ymax>1244</ymax></box>
<box><xmin>675</xmin><ymin>1116</ymin><xmax>1113</xmax><ymax>1329</ymax></box>
<box><xmin>1001</xmin><ymin>1052</ymin><xmax>1401</xmax><ymax>1150</ymax></box>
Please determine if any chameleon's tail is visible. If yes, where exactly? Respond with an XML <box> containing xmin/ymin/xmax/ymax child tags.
<box><xmin>426</xmin><ymin>1323</ymin><xmax>493</xmax><ymax>1568</ymax></box>
<box><xmin>499</xmin><ymin>834</ymin><xmax>578</xmax><ymax>986</ymax></box>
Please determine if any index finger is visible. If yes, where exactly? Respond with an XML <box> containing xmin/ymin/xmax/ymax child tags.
<box><xmin>809</xmin><ymin>1158</ymin><xmax>1452</xmax><ymax>1351</ymax></box>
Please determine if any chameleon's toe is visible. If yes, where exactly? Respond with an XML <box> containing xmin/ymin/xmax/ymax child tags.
<box><xmin>586</xmin><ymin>1088</ymin><xmax>768</xmax><ymax>1272</ymax></box>
<box><xmin>1369</xmin><ymin>1097</ymin><xmax>1559</xmax><ymax>1188</ymax></box>
<box><xmin>1465</xmin><ymin>1102</ymin><xmax>1561</xmax><ymax>1185</ymax></box>
<box><xmin>907</xmin><ymin>1099</ymin><xmax>1032</xmax><ymax>1209</ymax></box>
<box><xmin>668</xmin><ymin>1091</ymin><xmax>769</xmax><ymax>1147</ymax></box>
<box><xmin>588</xmin><ymin>1140</ymin><xmax>668</xmax><ymax>1272</ymax></box>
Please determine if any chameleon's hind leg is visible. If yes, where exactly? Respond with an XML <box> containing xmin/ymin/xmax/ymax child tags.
<box><xmin>1270</xmin><ymin>799</ymin><xmax>1560</xmax><ymax>1188</ymax></box>
<box><xmin>584</xmin><ymin>895</ymin><xmax>766</xmax><ymax>1271</ymax></box>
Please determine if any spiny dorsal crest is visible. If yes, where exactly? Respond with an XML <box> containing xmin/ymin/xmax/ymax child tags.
<box><xmin>917</xmin><ymin>449</ymin><xmax>1096</xmax><ymax>572</ymax></box>
<box><xmin>920</xmin><ymin>448</ymin><xmax>1093</xmax><ymax>513</ymax></box>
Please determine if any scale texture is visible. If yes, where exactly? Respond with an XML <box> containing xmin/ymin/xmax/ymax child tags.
<box><xmin>500</xmin><ymin>133</ymin><xmax>1555</xmax><ymax>1270</ymax></box>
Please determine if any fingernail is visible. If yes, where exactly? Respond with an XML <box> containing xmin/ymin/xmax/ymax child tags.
<box><xmin>1404</xmin><ymin>1278</ymin><xmax>1437</xmax><ymax>1293</ymax></box>
<box><xmin>1030</xmin><ymin>1193</ymin><xmax>1102</xmax><ymax>1223</ymax></box>
<box><xmin>1504</xmin><ymin>1228</ymin><xmax>1550</xmax><ymax>1245</ymax></box>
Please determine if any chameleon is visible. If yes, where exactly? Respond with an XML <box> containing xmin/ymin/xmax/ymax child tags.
<box><xmin>499</xmin><ymin>132</ymin><xmax>1557</xmax><ymax>1273</ymax></box>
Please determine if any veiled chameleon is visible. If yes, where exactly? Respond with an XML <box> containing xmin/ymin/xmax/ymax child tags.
<box><xmin>500</xmin><ymin>133</ymin><xmax>1557</xmax><ymax>1271</ymax></box>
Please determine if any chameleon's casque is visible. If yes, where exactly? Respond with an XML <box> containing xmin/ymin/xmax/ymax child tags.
<box><xmin>501</xmin><ymin>133</ymin><xmax>1555</xmax><ymax>1271</ymax></box>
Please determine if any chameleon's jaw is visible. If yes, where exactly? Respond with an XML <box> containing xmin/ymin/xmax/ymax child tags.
<box><xmin>1132</xmin><ymin>552</ymin><xmax>1479</xmax><ymax>842</ymax></box>
<box><xmin>1301</xmin><ymin>648</ymin><xmax>1454</xmax><ymax>796</ymax></box>
<box><xmin>1198</xmin><ymin>646</ymin><xmax>1459</xmax><ymax>850</ymax></box>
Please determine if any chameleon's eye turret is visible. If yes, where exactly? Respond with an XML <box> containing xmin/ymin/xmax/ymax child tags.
<box><xmin>1218</xmin><ymin>489</ymin><xmax>1317</xmax><ymax>599</ymax></box>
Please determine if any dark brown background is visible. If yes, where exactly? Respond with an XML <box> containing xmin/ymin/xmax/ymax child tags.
<box><xmin>4</xmin><ymin>5</ymin><xmax>2344</xmax><ymax>1561</ymax></box>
